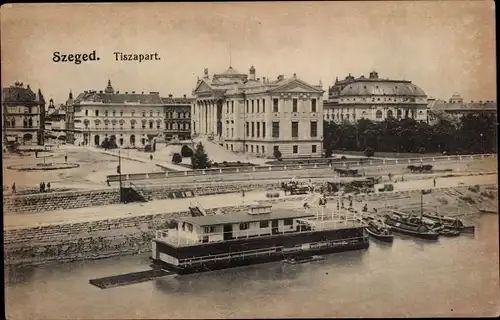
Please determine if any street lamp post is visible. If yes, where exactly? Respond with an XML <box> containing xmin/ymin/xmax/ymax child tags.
<box><xmin>480</xmin><ymin>133</ymin><xmax>484</xmax><ymax>153</ymax></box>
<box><xmin>118</xmin><ymin>149</ymin><xmax>123</xmax><ymax>203</ymax></box>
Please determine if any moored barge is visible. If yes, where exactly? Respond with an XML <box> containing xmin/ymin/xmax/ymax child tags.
<box><xmin>150</xmin><ymin>204</ymin><xmax>369</xmax><ymax>274</ymax></box>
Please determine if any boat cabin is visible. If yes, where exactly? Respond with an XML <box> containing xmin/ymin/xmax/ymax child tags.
<box><xmin>155</xmin><ymin>204</ymin><xmax>315</xmax><ymax>247</ymax></box>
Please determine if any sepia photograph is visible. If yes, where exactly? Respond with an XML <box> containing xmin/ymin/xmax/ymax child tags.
<box><xmin>1</xmin><ymin>1</ymin><xmax>498</xmax><ymax>319</ymax></box>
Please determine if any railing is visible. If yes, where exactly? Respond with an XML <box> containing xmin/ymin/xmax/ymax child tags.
<box><xmin>106</xmin><ymin>153</ymin><xmax>497</xmax><ymax>182</ymax></box>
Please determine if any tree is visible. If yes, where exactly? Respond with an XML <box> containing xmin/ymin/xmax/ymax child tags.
<box><xmin>101</xmin><ymin>137</ymin><xmax>110</xmax><ymax>150</ymax></box>
<box><xmin>172</xmin><ymin>153</ymin><xmax>182</xmax><ymax>164</ymax></box>
<box><xmin>181</xmin><ymin>145</ymin><xmax>194</xmax><ymax>157</ymax></box>
<box><xmin>273</xmin><ymin>149</ymin><xmax>282</xmax><ymax>161</ymax></box>
<box><xmin>191</xmin><ymin>142</ymin><xmax>211</xmax><ymax>169</ymax></box>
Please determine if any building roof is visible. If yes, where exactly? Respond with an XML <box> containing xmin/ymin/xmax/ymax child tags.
<box><xmin>176</xmin><ymin>208</ymin><xmax>314</xmax><ymax>227</ymax></box>
<box><xmin>2</xmin><ymin>82</ymin><xmax>42</xmax><ymax>104</ymax></box>
<box><xmin>75</xmin><ymin>91</ymin><xmax>163</xmax><ymax>104</ymax></box>
<box><xmin>193</xmin><ymin>66</ymin><xmax>323</xmax><ymax>97</ymax></box>
<box><xmin>339</xmin><ymin>79</ymin><xmax>426</xmax><ymax>97</ymax></box>
<box><xmin>161</xmin><ymin>96</ymin><xmax>195</xmax><ymax>104</ymax></box>
<box><xmin>431</xmin><ymin>100</ymin><xmax>497</xmax><ymax>112</ymax></box>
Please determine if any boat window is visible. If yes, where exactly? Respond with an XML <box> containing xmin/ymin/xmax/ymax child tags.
<box><xmin>284</xmin><ymin>219</ymin><xmax>293</xmax><ymax>226</ymax></box>
<box><xmin>239</xmin><ymin>223</ymin><xmax>249</xmax><ymax>230</ymax></box>
<box><xmin>260</xmin><ymin>221</ymin><xmax>269</xmax><ymax>228</ymax></box>
<box><xmin>204</xmin><ymin>226</ymin><xmax>216</xmax><ymax>234</ymax></box>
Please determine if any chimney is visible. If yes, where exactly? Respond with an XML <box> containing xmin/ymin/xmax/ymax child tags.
<box><xmin>263</xmin><ymin>77</ymin><xmax>266</xmax><ymax>83</ymax></box>
<box><xmin>183</xmin><ymin>94</ymin><xmax>187</xmax><ymax>98</ymax></box>
<box><xmin>249</xmin><ymin>65</ymin><xmax>256</xmax><ymax>81</ymax></box>
<box><xmin>142</xmin><ymin>91</ymin><xmax>144</xmax><ymax>94</ymax></box>
<box><xmin>278</xmin><ymin>75</ymin><xmax>284</xmax><ymax>81</ymax></box>
<box><xmin>293</xmin><ymin>73</ymin><xmax>296</xmax><ymax>78</ymax></box>
<box><xmin>116</xmin><ymin>91</ymin><xmax>119</xmax><ymax>94</ymax></box>
<box><xmin>125</xmin><ymin>92</ymin><xmax>128</xmax><ymax>94</ymax></box>
<box><xmin>132</xmin><ymin>91</ymin><xmax>135</xmax><ymax>94</ymax></box>
<box><xmin>99</xmin><ymin>90</ymin><xmax>103</xmax><ymax>93</ymax></box>
<box><xmin>169</xmin><ymin>94</ymin><xmax>173</xmax><ymax>98</ymax></box>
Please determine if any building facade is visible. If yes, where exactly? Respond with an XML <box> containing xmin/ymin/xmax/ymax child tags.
<box><xmin>163</xmin><ymin>94</ymin><xmax>193</xmax><ymax>141</ymax></box>
<box><xmin>427</xmin><ymin>93</ymin><xmax>497</xmax><ymax>124</ymax></box>
<box><xmin>45</xmin><ymin>99</ymin><xmax>67</xmax><ymax>144</ymax></box>
<box><xmin>72</xmin><ymin>80</ymin><xmax>165</xmax><ymax>147</ymax></box>
<box><xmin>2</xmin><ymin>82</ymin><xmax>46</xmax><ymax>146</ymax></box>
<box><xmin>324</xmin><ymin>71</ymin><xmax>428</xmax><ymax>123</ymax></box>
<box><xmin>192</xmin><ymin>66</ymin><xmax>324</xmax><ymax>158</ymax></box>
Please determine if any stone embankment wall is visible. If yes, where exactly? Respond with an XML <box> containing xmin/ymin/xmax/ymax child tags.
<box><xmin>3</xmin><ymin>181</ymin><xmax>279</xmax><ymax>214</ymax></box>
<box><xmin>3</xmin><ymin>197</ymin><xmax>297</xmax><ymax>267</ymax></box>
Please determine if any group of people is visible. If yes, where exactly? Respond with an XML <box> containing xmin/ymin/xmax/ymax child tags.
<box><xmin>39</xmin><ymin>181</ymin><xmax>51</xmax><ymax>193</ymax></box>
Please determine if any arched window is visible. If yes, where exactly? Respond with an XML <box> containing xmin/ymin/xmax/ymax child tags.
<box><xmin>387</xmin><ymin>110</ymin><xmax>393</xmax><ymax>118</ymax></box>
<box><xmin>119</xmin><ymin>119</ymin><xmax>125</xmax><ymax>125</ymax></box>
<box><xmin>111</xmin><ymin>119</ymin><xmax>117</xmax><ymax>125</ymax></box>
<box><xmin>23</xmin><ymin>118</ymin><xmax>28</xmax><ymax>128</ymax></box>
<box><xmin>104</xmin><ymin>119</ymin><xmax>110</xmax><ymax>125</ymax></box>
<box><xmin>149</xmin><ymin>120</ymin><xmax>154</xmax><ymax>129</ymax></box>
<box><xmin>94</xmin><ymin>119</ymin><xmax>101</xmax><ymax>125</ymax></box>
<box><xmin>376</xmin><ymin>110</ymin><xmax>383</xmax><ymax>119</ymax></box>
<box><xmin>11</xmin><ymin>118</ymin><xmax>15</xmax><ymax>127</ymax></box>
<box><xmin>105</xmin><ymin>110</ymin><xmax>108</xmax><ymax>117</ymax></box>
<box><xmin>396</xmin><ymin>109</ymin><xmax>402</xmax><ymax>119</ymax></box>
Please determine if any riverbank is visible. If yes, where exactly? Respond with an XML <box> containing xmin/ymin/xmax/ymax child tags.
<box><xmin>4</xmin><ymin>176</ymin><xmax>497</xmax><ymax>267</ymax></box>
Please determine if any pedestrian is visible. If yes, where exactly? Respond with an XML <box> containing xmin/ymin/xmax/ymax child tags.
<box><xmin>241</xmin><ymin>190</ymin><xmax>245</xmax><ymax>197</ymax></box>
<box><xmin>65</xmin><ymin>154</ymin><xmax>68</xmax><ymax>162</ymax></box>
<box><xmin>433</xmin><ymin>178</ymin><xmax>436</xmax><ymax>187</ymax></box>
<box><xmin>106</xmin><ymin>179</ymin><xmax>110</xmax><ymax>187</ymax></box>
<box><xmin>35</xmin><ymin>151</ymin><xmax>38</xmax><ymax>158</ymax></box>
<box><xmin>150</xmin><ymin>154</ymin><xmax>153</xmax><ymax>161</ymax></box>
<box><xmin>388</xmin><ymin>172</ymin><xmax>392</xmax><ymax>181</ymax></box>
<box><xmin>12</xmin><ymin>182</ymin><xmax>16</xmax><ymax>194</ymax></box>
<box><xmin>39</xmin><ymin>182</ymin><xmax>43</xmax><ymax>193</ymax></box>
<box><xmin>47</xmin><ymin>182</ymin><xmax>51</xmax><ymax>192</ymax></box>
<box><xmin>41</xmin><ymin>181</ymin><xmax>46</xmax><ymax>192</ymax></box>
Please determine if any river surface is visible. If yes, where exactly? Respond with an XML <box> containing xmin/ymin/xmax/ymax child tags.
<box><xmin>5</xmin><ymin>214</ymin><xmax>499</xmax><ymax>319</ymax></box>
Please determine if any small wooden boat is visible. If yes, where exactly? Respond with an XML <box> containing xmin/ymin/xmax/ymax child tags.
<box><xmin>438</xmin><ymin>228</ymin><xmax>460</xmax><ymax>237</ymax></box>
<box><xmin>422</xmin><ymin>213</ymin><xmax>475</xmax><ymax>233</ymax></box>
<box><xmin>365</xmin><ymin>224</ymin><xmax>394</xmax><ymax>242</ymax></box>
<box><xmin>384</xmin><ymin>214</ymin><xmax>439</xmax><ymax>240</ymax></box>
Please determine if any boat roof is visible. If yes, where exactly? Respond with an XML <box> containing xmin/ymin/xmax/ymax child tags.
<box><xmin>175</xmin><ymin>208</ymin><xmax>315</xmax><ymax>227</ymax></box>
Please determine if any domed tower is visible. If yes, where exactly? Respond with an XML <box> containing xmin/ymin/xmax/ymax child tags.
<box><xmin>449</xmin><ymin>93</ymin><xmax>463</xmax><ymax>104</ymax></box>
<box><xmin>104</xmin><ymin>79</ymin><xmax>114</xmax><ymax>94</ymax></box>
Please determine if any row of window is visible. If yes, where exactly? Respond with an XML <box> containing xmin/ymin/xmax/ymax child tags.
<box><xmin>83</xmin><ymin>109</ymin><xmax>188</xmax><ymax>118</ymax></box>
<box><xmin>4</xmin><ymin>117</ymin><xmax>36</xmax><ymax>128</ymax></box>
<box><xmin>340</xmin><ymin>97</ymin><xmax>418</xmax><ymax>103</ymax></box>
<box><xmin>270</xmin><ymin>121</ymin><xmax>318</xmax><ymax>138</ymax></box>
<box><xmin>166</xmin><ymin>122</ymin><xmax>190</xmax><ymax>130</ymax></box>
<box><xmin>219</xmin><ymin>98</ymin><xmax>318</xmax><ymax>115</ymax></box>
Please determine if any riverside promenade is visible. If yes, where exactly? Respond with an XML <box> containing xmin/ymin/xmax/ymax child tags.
<box><xmin>5</xmin><ymin>173</ymin><xmax>497</xmax><ymax>230</ymax></box>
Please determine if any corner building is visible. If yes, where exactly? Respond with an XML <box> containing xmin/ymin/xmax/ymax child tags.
<box><xmin>192</xmin><ymin>66</ymin><xmax>324</xmax><ymax>159</ymax></box>
<box><xmin>72</xmin><ymin>80</ymin><xmax>165</xmax><ymax>147</ymax></box>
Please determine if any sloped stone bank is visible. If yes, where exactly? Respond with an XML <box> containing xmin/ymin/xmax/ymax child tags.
<box><xmin>3</xmin><ymin>181</ymin><xmax>279</xmax><ymax>214</ymax></box>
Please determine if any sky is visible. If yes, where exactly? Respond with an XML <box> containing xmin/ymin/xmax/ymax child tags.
<box><xmin>1</xmin><ymin>1</ymin><xmax>496</xmax><ymax>104</ymax></box>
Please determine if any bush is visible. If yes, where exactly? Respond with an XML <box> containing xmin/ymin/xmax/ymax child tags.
<box><xmin>181</xmin><ymin>145</ymin><xmax>194</xmax><ymax>158</ymax></box>
<box><xmin>341</xmin><ymin>156</ymin><xmax>347</xmax><ymax>160</ymax></box>
<box><xmin>418</xmin><ymin>146</ymin><xmax>426</xmax><ymax>154</ymax></box>
<box><xmin>468</xmin><ymin>185</ymin><xmax>480</xmax><ymax>193</ymax></box>
<box><xmin>172</xmin><ymin>153</ymin><xmax>182</xmax><ymax>164</ymax></box>
<box><xmin>273</xmin><ymin>149</ymin><xmax>282</xmax><ymax>161</ymax></box>
<box><xmin>212</xmin><ymin>162</ymin><xmax>219</xmax><ymax>167</ymax></box>
<box><xmin>191</xmin><ymin>142</ymin><xmax>211</xmax><ymax>169</ymax></box>
<box><xmin>364</xmin><ymin>147</ymin><xmax>375</xmax><ymax>157</ymax></box>
<box><xmin>459</xmin><ymin>196</ymin><xmax>476</xmax><ymax>204</ymax></box>
<box><xmin>144</xmin><ymin>144</ymin><xmax>152</xmax><ymax>152</ymax></box>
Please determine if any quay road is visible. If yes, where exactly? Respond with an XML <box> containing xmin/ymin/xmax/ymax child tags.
<box><xmin>110</xmin><ymin>155</ymin><xmax>497</xmax><ymax>187</ymax></box>
<box><xmin>4</xmin><ymin>173</ymin><xmax>497</xmax><ymax>231</ymax></box>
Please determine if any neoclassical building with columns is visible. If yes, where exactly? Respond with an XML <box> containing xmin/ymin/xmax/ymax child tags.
<box><xmin>324</xmin><ymin>71</ymin><xmax>428</xmax><ymax>123</ymax></box>
<box><xmin>192</xmin><ymin>66</ymin><xmax>325</xmax><ymax>158</ymax></box>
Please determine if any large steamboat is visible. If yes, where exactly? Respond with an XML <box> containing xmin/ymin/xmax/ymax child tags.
<box><xmin>150</xmin><ymin>204</ymin><xmax>369</xmax><ymax>274</ymax></box>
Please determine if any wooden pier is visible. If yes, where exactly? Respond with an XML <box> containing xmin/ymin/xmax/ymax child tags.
<box><xmin>89</xmin><ymin>269</ymin><xmax>172</xmax><ymax>289</ymax></box>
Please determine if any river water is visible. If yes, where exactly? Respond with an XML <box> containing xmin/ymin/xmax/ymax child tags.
<box><xmin>5</xmin><ymin>214</ymin><xmax>499</xmax><ymax>319</ymax></box>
